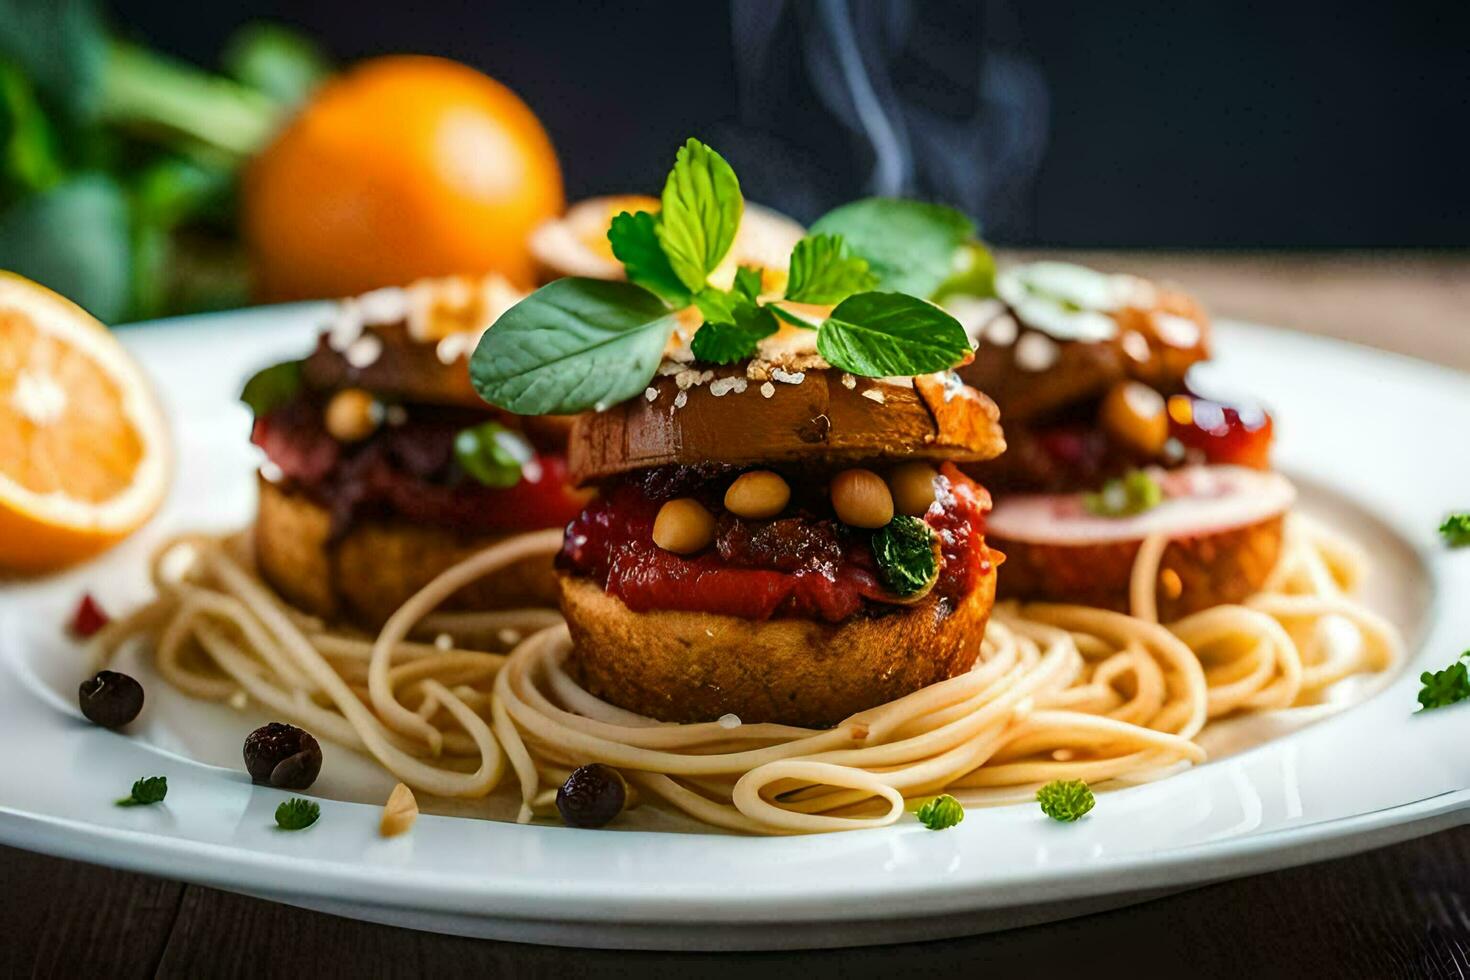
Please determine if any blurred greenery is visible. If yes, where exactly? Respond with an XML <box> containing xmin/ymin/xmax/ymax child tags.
<box><xmin>0</xmin><ymin>0</ymin><xmax>330</xmax><ymax>323</ymax></box>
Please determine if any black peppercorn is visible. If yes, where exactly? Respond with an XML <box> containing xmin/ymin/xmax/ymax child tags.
<box><xmin>243</xmin><ymin>722</ymin><xmax>323</xmax><ymax>790</ymax></box>
<box><xmin>556</xmin><ymin>763</ymin><xmax>627</xmax><ymax>828</ymax></box>
<box><xmin>78</xmin><ymin>670</ymin><xmax>144</xmax><ymax>728</ymax></box>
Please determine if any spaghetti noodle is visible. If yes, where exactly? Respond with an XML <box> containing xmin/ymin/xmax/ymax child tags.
<box><xmin>86</xmin><ymin>513</ymin><xmax>1399</xmax><ymax>835</ymax></box>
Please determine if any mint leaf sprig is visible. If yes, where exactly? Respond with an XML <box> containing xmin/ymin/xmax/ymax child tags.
<box><xmin>116</xmin><ymin>775</ymin><xmax>167</xmax><ymax>807</ymax></box>
<box><xmin>470</xmin><ymin>138</ymin><xmax>975</xmax><ymax>416</ymax></box>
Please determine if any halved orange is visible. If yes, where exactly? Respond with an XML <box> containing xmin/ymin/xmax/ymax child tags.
<box><xmin>0</xmin><ymin>273</ymin><xmax>170</xmax><ymax>573</ymax></box>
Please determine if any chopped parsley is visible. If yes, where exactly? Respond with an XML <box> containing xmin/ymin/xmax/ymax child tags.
<box><xmin>1439</xmin><ymin>514</ymin><xmax>1470</xmax><ymax>547</ymax></box>
<box><xmin>274</xmin><ymin>797</ymin><xmax>320</xmax><ymax>831</ymax></box>
<box><xmin>116</xmin><ymin>775</ymin><xmax>167</xmax><ymax>807</ymax></box>
<box><xmin>915</xmin><ymin>794</ymin><xmax>964</xmax><ymax>830</ymax></box>
<box><xmin>1037</xmin><ymin>779</ymin><xmax>1094</xmax><ymax>822</ymax></box>
<box><xmin>1084</xmin><ymin>470</ymin><xmax>1163</xmax><ymax>518</ymax></box>
<box><xmin>1417</xmin><ymin>653</ymin><xmax>1470</xmax><ymax>711</ymax></box>
<box><xmin>872</xmin><ymin>515</ymin><xmax>939</xmax><ymax>597</ymax></box>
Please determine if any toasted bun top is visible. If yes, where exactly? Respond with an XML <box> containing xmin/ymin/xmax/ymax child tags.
<box><xmin>569</xmin><ymin>366</ymin><xmax>1005</xmax><ymax>484</ymax></box>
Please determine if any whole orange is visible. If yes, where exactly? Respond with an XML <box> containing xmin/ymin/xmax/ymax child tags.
<box><xmin>243</xmin><ymin>56</ymin><xmax>564</xmax><ymax>301</ymax></box>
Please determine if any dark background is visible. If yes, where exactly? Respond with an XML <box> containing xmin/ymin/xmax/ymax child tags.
<box><xmin>109</xmin><ymin>0</ymin><xmax>1469</xmax><ymax>248</ymax></box>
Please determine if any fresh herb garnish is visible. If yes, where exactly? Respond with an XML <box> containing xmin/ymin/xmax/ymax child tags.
<box><xmin>453</xmin><ymin>421</ymin><xmax>532</xmax><ymax>488</ymax></box>
<box><xmin>1083</xmin><ymin>470</ymin><xmax>1164</xmax><ymax>518</ymax></box>
<box><xmin>274</xmin><ymin>797</ymin><xmax>320</xmax><ymax>830</ymax></box>
<box><xmin>784</xmin><ymin>233</ymin><xmax>877</xmax><ymax>304</ymax></box>
<box><xmin>239</xmin><ymin>359</ymin><xmax>301</xmax><ymax>417</ymax></box>
<box><xmin>1439</xmin><ymin>514</ymin><xmax>1470</xmax><ymax>547</ymax></box>
<box><xmin>873</xmin><ymin>515</ymin><xmax>939</xmax><ymax>597</ymax></box>
<box><xmin>809</xmin><ymin>197</ymin><xmax>978</xmax><ymax>298</ymax></box>
<box><xmin>915</xmin><ymin>793</ymin><xmax>964</xmax><ymax>830</ymax></box>
<box><xmin>1037</xmin><ymin>779</ymin><xmax>1094</xmax><ymax>822</ymax></box>
<box><xmin>1418</xmin><ymin>653</ymin><xmax>1470</xmax><ymax>711</ymax></box>
<box><xmin>470</xmin><ymin>139</ymin><xmax>978</xmax><ymax>415</ymax></box>
<box><xmin>816</xmin><ymin>292</ymin><xmax>970</xmax><ymax>378</ymax></box>
<box><xmin>116</xmin><ymin>775</ymin><xmax>167</xmax><ymax>807</ymax></box>
<box><xmin>469</xmin><ymin>277</ymin><xmax>678</xmax><ymax>416</ymax></box>
<box><xmin>607</xmin><ymin>209</ymin><xmax>691</xmax><ymax>307</ymax></box>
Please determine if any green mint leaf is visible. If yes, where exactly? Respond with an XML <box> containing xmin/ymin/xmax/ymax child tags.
<box><xmin>915</xmin><ymin>794</ymin><xmax>964</xmax><ymax>830</ymax></box>
<box><xmin>454</xmin><ymin>421</ymin><xmax>532</xmax><ymax>488</ymax></box>
<box><xmin>733</xmin><ymin>265</ymin><xmax>764</xmax><ymax>302</ymax></box>
<box><xmin>1439</xmin><ymin>514</ymin><xmax>1470</xmax><ymax>547</ymax></box>
<box><xmin>816</xmin><ymin>292</ymin><xmax>970</xmax><ymax>378</ymax></box>
<box><xmin>691</xmin><ymin>296</ymin><xmax>777</xmax><ymax>365</ymax></box>
<box><xmin>469</xmin><ymin>278</ymin><xmax>677</xmax><ymax>415</ymax></box>
<box><xmin>1037</xmin><ymin>779</ymin><xmax>1094</xmax><ymax>822</ymax></box>
<box><xmin>693</xmin><ymin>286</ymin><xmax>740</xmax><ymax>325</ymax></box>
<box><xmin>810</xmin><ymin>198</ymin><xmax>974</xmax><ymax>298</ymax></box>
<box><xmin>655</xmin><ymin>138</ymin><xmax>742</xmax><ymax>291</ymax></box>
<box><xmin>1083</xmin><ymin>470</ymin><xmax>1163</xmax><ymax>517</ymax></box>
<box><xmin>240</xmin><ymin>359</ymin><xmax>302</xmax><ymax>417</ymax></box>
<box><xmin>607</xmin><ymin>210</ymin><xmax>691</xmax><ymax>308</ymax></box>
<box><xmin>1418</xmin><ymin>654</ymin><xmax>1470</xmax><ymax>710</ymax></box>
<box><xmin>769</xmin><ymin>304</ymin><xmax>818</xmax><ymax>330</ymax></box>
<box><xmin>933</xmin><ymin>241</ymin><xmax>998</xmax><ymax>301</ymax></box>
<box><xmin>873</xmin><ymin>516</ymin><xmax>939</xmax><ymax>597</ymax></box>
<box><xmin>274</xmin><ymin>797</ymin><xmax>320</xmax><ymax>831</ymax></box>
<box><xmin>785</xmin><ymin>233</ymin><xmax>877</xmax><ymax>304</ymax></box>
<box><xmin>116</xmin><ymin>775</ymin><xmax>167</xmax><ymax>807</ymax></box>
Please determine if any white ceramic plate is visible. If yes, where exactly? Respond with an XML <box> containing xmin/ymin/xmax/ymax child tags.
<box><xmin>2</xmin><ymin>305</ymin><xmax>1468</xmax><ymax>950</ymax></box>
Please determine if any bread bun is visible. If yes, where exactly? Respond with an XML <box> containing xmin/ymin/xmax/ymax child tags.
<box><xmin>558</xmin><ymin>566</ymin><xmax>997</xmax><ymax>728</ymax></box>
<box><xmin>255</xmin><ymin>477</ymin><xmax>557</xmax><ymax>626</ymax></box>
<box><xmin>986</xmin><ymin>466</ymin><xmax>1293</xmax><ymax>620</ymax></box>
<box><xmin>570</xmin><ymin>368</ymin><xmax>1005</xmax><ymax>485</ymax></box>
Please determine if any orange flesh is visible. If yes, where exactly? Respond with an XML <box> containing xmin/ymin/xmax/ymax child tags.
<box><xmin>0</xmin><ymin>309</ymin><xmax>144</xmax><ymax>503</ymax></box>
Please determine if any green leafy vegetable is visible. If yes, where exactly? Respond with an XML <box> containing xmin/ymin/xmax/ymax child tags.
<box><xmin>1418</xmin><ymin>654</ymin><xmax>1470</xmax><ymax>711</ymax></box>
<box><xmin>0</xmin><ymin>62</ymin><xmax>64</xmax><ymax>196</ymax></box>
<box><xmin>1084</xmin><ymin>470</ymin><xmax>1164</xmax><ymax>518</ymax></box>
<box><xmin>816</xmin><ymin>292</ymin><xmax>971</xmax><ymax>378</ymax></box>
<box><xmin>116</xmin><ymin>775</ymin><xmax>167</xmax><ymax>807</ymax></box>
<box><xmin>1037</xmin><ymin>779</ymin><xmax>1094</xmax><ymax>822</ymax></box>
<box><xmin>454</xmin><ymin>421</ymin><xmax>533</xmax><ymax>488</ymax></box>
<box><xmin>810</xmin><ymin>198</ymin><xmax>974</xmax><ymax>298</ymax></box>
<box><xmin>0</xmin><ymin>0</ymin><xmax>107</xmax><ymax>118</ymax></box>
<box><xmin>607</xmin><ymin>209</ymin><xmax>692</xmax><ymax>308</ymax></box>
<box><xmin>933</xmin><ymin>240</ymin><xmax>998</xmax><ymax>301</ymax></box>
<box><xmin>469</xmin><ymin>277</ymin><xmax>678</xmax><ymax>415</ymax></box>
<box><xmin>768</xmin><ymin>304</ymin><xmax>817</xmax><ymax>330</ymax></box>
<box><xmin>733</xmin><ymin>265</ymin><xmax>763</xmax><ymax>302</ymax></box>
<box><xmin>784</xmin><ymin>233</ymin><xmax>877</xmax><ymax>304</ymax></box>
<box><xmin>915</xmin><ymin>794</ymin><xmax>964</xmax><ymax>830</ymax></box>
<box><xmin>239</xmin><ymin>359</ymin><xmax>302</xmax><ymax>417</ymax></box>
<box><xmin>1439</xmin><ymin>514</ymin><xmax>1470</xmax><ymax>548</ymax></box>
<box><xmin>274</xmin><ymin>797</ymin><xmax>320</xmax><ymax>831</ymax></box>
<box><xmin>690</xmin><ymin>292</ymin><xmax>777</xmax><ymax>365</ymax></box>
<box><xmin>655</xmin><ymin>138</ymin><xmax>742</xmax><ymax>292</ymax></box>
<box><xmin>0</xmin><ymin>174</ymin><xmax>132</xmax><ymax>322</ymax></box>
<box><xmin>221</xmin><ymin>22</ymin><xmax>330</xmax><ymax>107</ymax></box>
<box><xmin>873</xmin><ymin>516</ymin><xmax>939</xmax><ymax>597</ymax></box>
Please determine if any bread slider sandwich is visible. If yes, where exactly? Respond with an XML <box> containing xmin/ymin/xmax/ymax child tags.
<box><xmin>469</xmin><ymin>138</ymin><xmax>1005</xmax><ymax>727</ymax></box>
<box><xmin>243</xmin><ymin>275</ymin><xmax>588</xmax><ymax>625</ymax></box>
<box><xmin>947</xmin><ymin>261</ymin><xmax>1288</xmax><ymax>619</ymax></box>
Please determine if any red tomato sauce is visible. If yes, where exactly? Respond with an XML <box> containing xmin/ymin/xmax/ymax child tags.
<box><xmin>559</xmin><ymin>463</ymin><xmax>993</xmax><ymax>623</ymax></box>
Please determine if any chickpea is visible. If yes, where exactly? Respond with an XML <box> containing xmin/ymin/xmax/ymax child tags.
<box><xmin>830</xmin><ymin>468</ymin><xmax>894</xmax><ymax>528</ymax></box>
<box><xmin>652</xmin><ymin>498</ymin><xmax>716</xmax><ymax>554</ymax></box>
<box><xmin>724</xmin><ymin>470</ymin><xmax>791</xmax><ymax>519</ymax></box>
<box><xmin>324</xmin><ymin>388</ymin><xmax>380</xmax><ymax>443</ymax></box>
<box><xmin>1100</xmin><ymin>381</ymin><xmax>1168</xmax><ymax>456</ymax></box>
<box><xmin>888</xmin><ymin>462</ymin><xmax>939</xmax><ymax>517</ymax></box>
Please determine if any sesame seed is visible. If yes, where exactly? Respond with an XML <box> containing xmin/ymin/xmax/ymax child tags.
<box><xmin>760</xmin><ymin>381</ymin><xmax>776</xmax><ymax>398</ymax></box>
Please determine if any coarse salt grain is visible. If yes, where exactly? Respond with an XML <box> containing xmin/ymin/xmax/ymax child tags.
<box><xmin>771</xmin><ymin>368</ymin><xmax>805</xmax><ymax>384</ymax></box>
<box><xmin>760</xmin><ymin>381</ymin><xmax>776</xmax><ymax>398</ymax></box>
<box><xmin>675</xmin><ymin>369</ymin><xmax>701</xmax><ymax>390</ymax></box>
<box><xmin>841</xmin><ymin>373</ymin><xmax>856</xmax><ymax>389</ymax></box>
<box><xmin>356</xmin><ymin>286</ymin><xmax>410</xmax><ymax>324</ymax></box>
<box><xmin>1014</xmin><ymin>331</ymin><xmax>1060</xmax><ymax>372</ymax></box>
<box><xmin>673</xmin><ymin>391</ymin><xmax>688</xmax><ymax>409</ymax></box>
<box><xmin>645</xmin><ymin>387</ymin><xmax>659</xmax><ymax>402</ymax></box>
<box><xmin>709</xmin><ymin>377</ymin><xmax>742</xmax><ymax>397</ymax></box>
<box><xmin>862</xmin><ymin>388</ymin><xmax>886</xmax><ymax>404</ymax></box>
<box><xmin>718</xmin><ymin>713</ymin><xmax>742</xmax><ymax>729</ymax></box>
<box><xmin>345</xmin><ymin>333</ymin><xmax>384</xmax><ymax>369</ymax></box>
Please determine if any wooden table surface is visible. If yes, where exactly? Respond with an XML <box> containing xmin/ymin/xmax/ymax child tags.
<box><xmin>6</xmin><ymin>253</ymin><xmax>1469</xmax><ymax>977</ymax></box>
